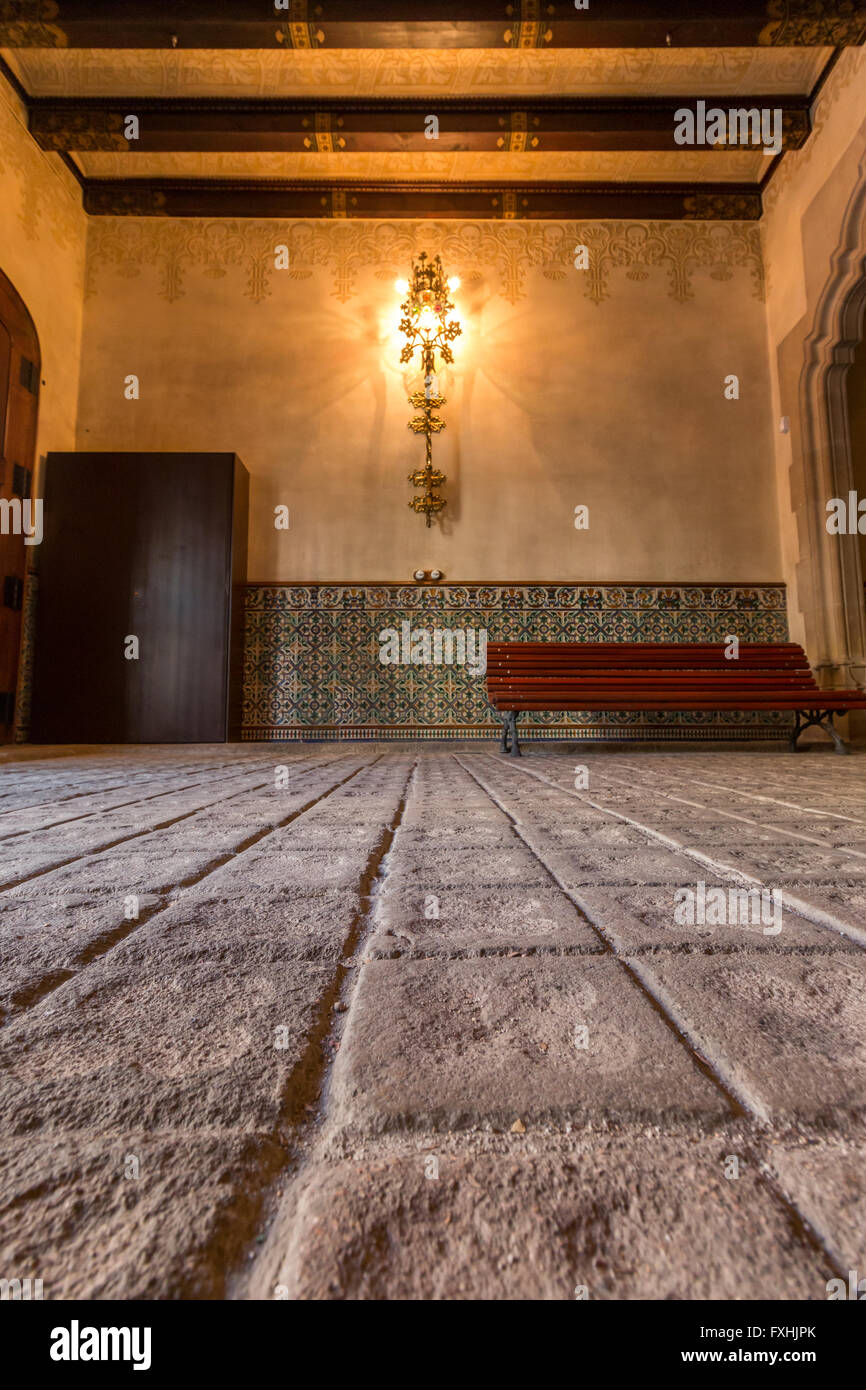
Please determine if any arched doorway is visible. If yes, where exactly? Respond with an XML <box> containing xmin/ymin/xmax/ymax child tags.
<box><xmin>0</xmin><ymin>268</ymin><xmax>40</xmax><ymax>742</ymax></box>
<box><xmin>776</xmin><ymin>145</ymin><xmax>866</xmax><ymax>709</ymax></box>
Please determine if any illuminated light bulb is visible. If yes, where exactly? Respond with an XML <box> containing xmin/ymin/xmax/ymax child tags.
<box><xmin>418</xmin><ymin>306</ymin><xmax>437</xmax><ymax>331</ymax></box>
<box><xmin>447</xmin><ymin>276</ymin><xmax>460</xmax><ymax>291</ymax></box>
<box><xmin>394</xmin><ymin>278</ymin><xmax>409</xmax><ymax>294</ymax></box>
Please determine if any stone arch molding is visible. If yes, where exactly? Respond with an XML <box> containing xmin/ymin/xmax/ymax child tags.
<box><xmin>794</xmin><ymin>146</ymin><xmax>866</xmax><ymax>688</ymax></box>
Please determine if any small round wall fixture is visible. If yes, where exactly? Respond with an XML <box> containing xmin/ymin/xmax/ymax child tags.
<box><xmin>413</xmin><ymin>570</ymin><xmax>426</xmax><ymax>582</ymax></box>
<box><xmin>412</xmin><ymin>569</ymin><xmax>446</xmax><ymax>583</ymax></box>
<box><xmin>430</xmin><ymin>570</ymin><xmax>443</xmax><ymax>581</ymax></box>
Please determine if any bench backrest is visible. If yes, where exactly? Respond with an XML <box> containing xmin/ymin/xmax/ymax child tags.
<box><xmin>488</xmin><ymin>642</ymin><xmax>810</xmax><ymax>669</ymax></box>
<box><xmin>486</xmin><ymin>642</ymin><xmax>820</xmax><ymax>695</ymax></box>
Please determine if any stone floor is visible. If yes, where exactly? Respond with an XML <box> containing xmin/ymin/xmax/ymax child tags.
<box><xmin>1</xmin><ymin>743</ymin><xmax>865</xmax><ymax>1301</ymax></box>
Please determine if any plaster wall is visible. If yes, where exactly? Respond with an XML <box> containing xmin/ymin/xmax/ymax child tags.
<box><xmin>77</xmin><ymin>217</ymin><xmax>780</xmax><ymax>585</ymax></box>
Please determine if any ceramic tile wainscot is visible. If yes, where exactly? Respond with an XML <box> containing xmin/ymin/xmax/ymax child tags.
<box><xmin>241</xmin><ymin>583</ymin><xmax>791</xmax><ymax>742</ymax></box>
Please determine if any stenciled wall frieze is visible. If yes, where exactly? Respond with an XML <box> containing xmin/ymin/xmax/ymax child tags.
<box><xmin>85</xmin><ymin>216</ymin><xmax>764</xmax><ymax>307</ymax></box>
<box><xmin>0</xmin><ymin>75</ymin><xmax>83</xmax><ymax>248</ymax></box>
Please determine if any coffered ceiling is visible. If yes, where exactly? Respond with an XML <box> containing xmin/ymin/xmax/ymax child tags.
<box><xmin>1</xmin><ymin>2</ymin><xmax>863</xmax><ymax>220</ymax></box>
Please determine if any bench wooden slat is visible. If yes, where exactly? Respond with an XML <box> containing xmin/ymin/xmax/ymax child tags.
<box><xmin>487</xmin><ymin>658</ymin><xmax>811</xmax><ymax>667</ymax></box>
<box><xmin>487</xmin><ymin>659</ymin><xmax>811</xmax><ymax>667</ymax></box>
<box><xmin>488</xmin><ymin>675</ymin><xmax>818</xmax><ymax>684</ymax></box>
<box><xmin>487</xmin><ymin>657</ymin><xmax>811</xmax><ymax>665</ymax></box>
<box><xmin>487</xmin><ymin>642</ymin><xmax>804</xmax><ymax>650</ymax></box>
<box><xmin>490</xmin><ymin>689</ymin><xmax>821</xmax><ymax>698</ymax></box>
<box><xmin>489</xmin><ymin>656</ymin><xmax>811</xmax><ymax>667</ymax></box>
<box><xmin>487</xmin><ymin>647</ymin><xmax>804</xmax><ymax>651</ymax></box>
<box><xmin>496</xmin><ymin>698</ymin><xmax>866</xmax><ymax>710</ymax></box>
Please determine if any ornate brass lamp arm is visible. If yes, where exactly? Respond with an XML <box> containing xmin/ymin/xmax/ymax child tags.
<box><xmin>395</xmin><ymin>252</ymin><xmax>461</xmax><ymax>525</ymax></box>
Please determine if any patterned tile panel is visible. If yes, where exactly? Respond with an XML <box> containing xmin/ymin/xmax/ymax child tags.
<box><xmin>242</xmin><ymin>582</ymin><xmax>791</xmax><ymax>742</ymax></box>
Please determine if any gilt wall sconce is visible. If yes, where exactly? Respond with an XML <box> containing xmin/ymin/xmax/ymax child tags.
<box><xmin>395</xmin><ymin>253</ymin><xmax>461</xmax><ymax>527</ymax></box>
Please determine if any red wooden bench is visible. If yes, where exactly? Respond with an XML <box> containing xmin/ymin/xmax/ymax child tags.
<box><xmin>486</xmin><ymin>641</ymin><xmax>866</xmax><ymax>756</ymax></box>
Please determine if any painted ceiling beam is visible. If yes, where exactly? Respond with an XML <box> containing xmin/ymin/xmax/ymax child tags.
<box><xmin>29</xmin><ymin>96</ymin><xmax>811</xmax><ymax>154</ymax></box>
<box><xmin>82</xmin><ymin>177</ymin><xmax>762</xmax><ymax>219</ymax></box>
<box><xmin>3</xmin><ymin>1</ymin><xmax>864</xmax><ymax>50</ymax></box>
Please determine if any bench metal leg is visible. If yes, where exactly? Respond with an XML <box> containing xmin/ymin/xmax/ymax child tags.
<box><xmin>509</xmin><ymin>711</ymin><xmax>522</xmax><ymax>757</ymax></box>
<box><xmin>500</xmin><ymin>711</ymin><xmax>522</xmax><ymax>757</ymax></box>
<box><xmin>790</xmin><ymin>710</ymin><xmax>850</xmax><ymax>755</ymax></box>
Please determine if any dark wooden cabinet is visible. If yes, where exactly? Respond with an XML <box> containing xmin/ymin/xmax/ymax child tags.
<box><xmin>30</xmin><ymin>452</ymin><xmax>248</xmax><ymax>743</ymax></box>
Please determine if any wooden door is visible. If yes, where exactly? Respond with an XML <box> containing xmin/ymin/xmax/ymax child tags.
<box><xmin>0</xmin><ymin>269</ymin><xmax>40</xmax><ymax>741</ymax></box>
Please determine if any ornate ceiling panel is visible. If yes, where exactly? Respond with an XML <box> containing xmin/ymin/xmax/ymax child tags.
<box><xmin>74</xmin><ymin>148</ymin><xmax>768</xmax><ymax>183</ymax></box>
<box><xmin>1</xmin><ymin>45</ymin><xmax>832</xmax><ymax>100</ymax></box>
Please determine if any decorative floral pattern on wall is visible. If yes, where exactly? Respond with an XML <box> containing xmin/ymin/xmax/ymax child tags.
<box><xmin>0</xmin><ymin>75</ymin><xmax>83</xmax><ymax>247</ymax></box>
<box><xmin>242</xmin><ymin>582</ymin><xmax>790</xmax><ymax>741</ymax></box>
<box><xmin>85</xmin><ymin>216</ymin><xmax>765</xmax><ymax>307</ymax></box>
